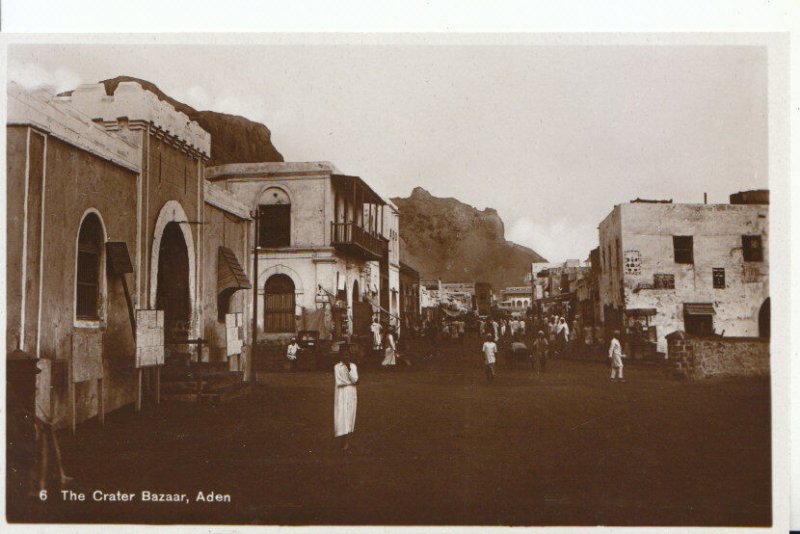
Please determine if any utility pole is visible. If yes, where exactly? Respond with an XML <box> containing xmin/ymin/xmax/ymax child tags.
<box><xmin>251</xmin><ymin>208</ymin><xmax>260</xmax><ymax>384</ymax></box>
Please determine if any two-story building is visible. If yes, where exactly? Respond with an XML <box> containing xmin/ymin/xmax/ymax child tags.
<box><xmin>8</xmin><ymin>81</ymin><xmax>253</xmax><ymax>427</ymax></box>
<box><xmin>204</xmin><ymin>162</ymin><xmax>391</xmax><ymax>342</ymax></box>
<box><xmin>596</xmin><ymin>193</ymin><xmax>769</xmax><ymax>355</ymax></box>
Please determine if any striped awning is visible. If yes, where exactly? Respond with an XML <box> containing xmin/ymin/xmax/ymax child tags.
<box><xmin>684</xmin><ymin>303</ymin><xmax>715</xmax><ymax>316</ymax></box>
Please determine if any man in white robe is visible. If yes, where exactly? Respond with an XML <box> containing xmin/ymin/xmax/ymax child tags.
<box><xmin>370</xmin><ymin>319</ymin><xmax>383</xmax><ymax>350</ymax></box>
<box><xmin>608</xmin><ymin>330</ymin><xmax>625</xmax><ymax>383</ymax></box>
<box><xmin>334</xmin><ymin>353</ymin><xmax>359</xmax><ymax>450</ymax></box>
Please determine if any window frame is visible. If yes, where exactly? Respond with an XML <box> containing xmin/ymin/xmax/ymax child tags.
<box><xmin>742</xmin><ymin>235</ymin><xmax>764</xmax><ymax>262</ymax></box>
<box><xmin>712</xmin><ymin>268</ymin><xmax>726</xmax><ymax>289</ymax></box>
<box><xmin>74</xmin><ymin>211</ymin><xmax>107</xmax><ymax>327</ymax></box>
<box><xmin>673</xmin><ymin>235</ymin><xmax>694</xmax><ymax>265</ymax></box>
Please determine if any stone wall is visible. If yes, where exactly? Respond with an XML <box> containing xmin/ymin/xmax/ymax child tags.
<box><xmin>666</xmin><ymin>330</ymin><xmax>769</xmax><ymax>379</ymax></box>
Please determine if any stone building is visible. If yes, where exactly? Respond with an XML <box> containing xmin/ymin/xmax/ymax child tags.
<box><xmin>7</xmin><ymin>82</ymin><xmax>253</xmax><ymax>427</ymax></box>
<box><xmin>399</xmin><ymin>262</ymin><xmax>421</xmax><ymax>330</ymax></box>
<box><xmin>204</xmin><ymin>162</ymin><xmax>392</xmax><ymax>342</ymax></box>
<box><xmin>596</xmin><ymin>194</ymin><xmax>769</xmax><ymax>355</ymax></box>
<box><xmin>498</xmin><ymin>286</ymin><xmax>532</xmax><ymax>315</ymax></box>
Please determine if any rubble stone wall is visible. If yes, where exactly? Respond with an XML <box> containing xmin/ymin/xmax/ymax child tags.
<box><xmin>666</xmin><ymin>331</ymin><xmax>769</xmax><ymax>379</ymax></box>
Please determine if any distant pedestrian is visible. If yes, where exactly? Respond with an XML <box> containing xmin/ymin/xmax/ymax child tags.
<box><xmin>556</xmin><ymin>317</ymin><xmax>570</xmax><ymax>357</ymax></box>
<box><xmin>482</xmin><ymin>333</ymin><xmax>498</xmax><ymax>383</ymax></box>
<box><xmin>371</xmin><ymin>318</ymin><xmax>383</xmax><ymax>350</ymax></box>
<box><xmin>334</xmin><ymin>352</ymin><xmax>359</xmax><ymax>450</ymax></box>
<box><xmin>491</xmin><ymin>319</ymin><xmax>499</xmax><ymax>341</ymax></box>
<box><xmin>608</xmin><ymin>330</ymin><xmax>625</xmax><ymax>383</ymax></box>
<box><xmin>286</xmin><ymin>337</ymin><xmax>300</xmax><ymax>371</ymax></box>
<box><xmin>381</xmin><ymin>328</ymin><xmax>397</xmax><ymax>368</ymax></box>
<box><xmin>533</xmin><ymin>330</ymin><xmax>549</xmax><ymax>373</ymax></box>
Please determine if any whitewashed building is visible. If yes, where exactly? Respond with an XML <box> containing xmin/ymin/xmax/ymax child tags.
<box><xmin>597</xmin><ymin>193</ymin><xmax>769</xmax><ymax>354</ymax></box>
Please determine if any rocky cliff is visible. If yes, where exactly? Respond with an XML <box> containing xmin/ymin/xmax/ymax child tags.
<box><xmin>89</xmin><ymin>76</ymin><xmax>284</xmax><ymax>166</ymax></box>
<box><xmin>392</xmin><ymin>187</ymin><xmax>547</xmax><ymax>291</ymax></box>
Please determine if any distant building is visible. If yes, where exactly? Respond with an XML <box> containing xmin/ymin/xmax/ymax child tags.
<box><xmin>498</xmin><ymin>286</ymin><xmax>532</xmax><ymax>315</ymax></box>
<box><xmin>597</xmin><ymin>195</ymin><xmax>769</xmax><ymax>355</ymax></box>
<box><xmin>531</xmin><ymin>260</ymin><xmax>591</xmax><ymax>319</ymax></box>
<box><xmin>399</xmin><ymin>262</ymin><xmax>421</xmax><ymax>329</ymax></box>
<box><xmin>474</xmin><ymin>282</ymin><xmax>493</xmax><ymax>315</ymax></box>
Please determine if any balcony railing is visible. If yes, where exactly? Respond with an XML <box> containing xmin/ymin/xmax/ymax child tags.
<box><xmin>331</xmin><ymin>222</ymin><xmax>388</xmax><ymax>261</ymax></box>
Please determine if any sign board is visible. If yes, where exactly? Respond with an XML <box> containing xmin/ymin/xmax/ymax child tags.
<box><xmin>106</xmin><ymin>242</ymin><xmax>134</xmax><ymax>275</ymax></box>
<box><xmin>71</xmin><ymin>329</ymin><xmax>104</xmax><ymax>383</ymax></box>
<box><xmin>136</xmin><ymin>309</ymin><xmax>165</xmax><ymax>368</ymax></box>
<box><xmin>225</xmin><ymin>312</ymin><xmax>244</xmax><ymax>356</ymax></box>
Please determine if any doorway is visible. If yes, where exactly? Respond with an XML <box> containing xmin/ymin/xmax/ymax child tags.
<box><xmin>156</xmin><ymin>222</ymin><xmax>191</xmax><ymax>344</ymax></box>
<box><xmin>759</xmin><ymin>298</ymin><xmax>770</xmax><ymax>338</ymax></box>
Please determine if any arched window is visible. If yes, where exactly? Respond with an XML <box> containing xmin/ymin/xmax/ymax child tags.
<box><xmin>258</xmin><ymin>188</ymin><xmax>291</xmax><ymax>248</ymax></box>
<box><xmin>264</xmin><ymin>274</ymin><xmax>295</xmax><ymax>333</ymax></box>
<box><xmin>76</xmin><ymin>213</ymin><xmax>104</xmax><ymax>320</ymax></box>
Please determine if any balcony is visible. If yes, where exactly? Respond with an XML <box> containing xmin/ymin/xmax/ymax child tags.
<box><xmin>331</xmin><ymin>222</ymin><xmax>388</xmax><ymax>261</ymax></box>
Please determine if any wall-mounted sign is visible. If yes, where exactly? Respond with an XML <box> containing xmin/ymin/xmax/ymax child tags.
<box><xmin>225</xmin><ymin>312</ymin><xmax>244</xmax><ymax>356</ymax></box>
<box><xmin>624</xmin><ymin>250</ymin><xmax>642</xmax><ymax>276</ymax></box>
<box><xmin>136</xmin><ymin>309</ymin><xmax>165</xmax><ymax>368</ymax></box>
<box><xmin>71</xmin><ymin>329</ymin><xmax>104</xmax><ymax>383</ymax></box>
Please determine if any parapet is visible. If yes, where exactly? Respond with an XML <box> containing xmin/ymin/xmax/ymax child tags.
<box><xmin>57</xmin><ymin>81</ymin><xmax>211</xmax><ymax>158</ymax></box>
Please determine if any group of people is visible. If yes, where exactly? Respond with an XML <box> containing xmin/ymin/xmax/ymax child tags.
<box><xmin>480</xmin><ymin>328</ymin><xmax>626</xmax><ymax>384</ymax></box>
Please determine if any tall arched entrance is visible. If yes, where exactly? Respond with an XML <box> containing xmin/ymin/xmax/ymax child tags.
<box><xmin>759</xmin><ymin>298</ymin><xmax>770</xmax><ymax>338</ymax></box>
<box><xmin>264</xmin><ymin>274</ymin><xmax>295</xmax><ymax>333</ymax></box>
<box><xmin>156</xmin><ymin>222</ymin><xmax>191</xmax><ymax>343</ymax></box>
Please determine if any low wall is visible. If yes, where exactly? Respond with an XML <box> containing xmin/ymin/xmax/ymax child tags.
<box><xmin>666</xmin><ymin>331</ymin><xmax>770</xmax><ymax>380</ymax></box>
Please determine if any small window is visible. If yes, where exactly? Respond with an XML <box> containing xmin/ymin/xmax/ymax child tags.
<box><xmin>673</xmin><ymin>235</ymin><xmax>694</xmax><ymax>264</ymax></box>
<box><xmin>712</xmin><ymin>268</ymin><xmax>725</xmax><ymax>289</ymax></box>
<box><xmin>742</xmin><ymin>235</ymin><xmax>763</xmax><ymax>262</ymax></box>
<box><xmin>76</xmin><ymin>214</ymin><xmax>104</xmax><ymax>319</ymax></box>
<box><xmin>258</xmin><ymin>188</ymin><xmax>291</xmax><ymax>248</ymax></box>
<box><xmin>653</xmin><ymin>273</ymin><xmax>675</xmax><ymax>289</ymax></box>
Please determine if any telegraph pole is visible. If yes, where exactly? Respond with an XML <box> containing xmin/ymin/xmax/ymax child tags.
<box><xmin>251</xmin><ymin>208</ymin><xmax>260</xmax><ymax>384</ymax></box>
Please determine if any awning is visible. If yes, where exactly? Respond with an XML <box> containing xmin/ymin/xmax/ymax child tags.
<box><xmin>624</xmin><ymin>308</ymin><xmax>657</xmax><ymax>317</ymax></box>
<box><xmin>218</xmin><ymin>247</ymin><xmax>251</xmax><ymax>294</ymax></box>
<box><xmin>684</xmin><ymin>303</ymin><xmax>715</xmax><ymax>316</ymax></box>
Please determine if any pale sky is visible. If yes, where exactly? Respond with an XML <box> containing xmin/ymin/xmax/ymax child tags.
<box><xmin>7</xmin><ymin>43</ymin><xmax>768</xmax><ymax>262</ymax></box>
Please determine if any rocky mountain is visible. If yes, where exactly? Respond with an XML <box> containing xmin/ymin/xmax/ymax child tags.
<box><xmin>391</xmin><ymin>187</ymin><xmax>547</xmax><ymax>291</ymax></box>
<box><xmin>82</xmin><ymin>76</ymin><xmax>285</xmax><ymax>166</ymax></box>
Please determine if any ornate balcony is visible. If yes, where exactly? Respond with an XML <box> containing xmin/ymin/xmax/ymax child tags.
<box><xmin>331</xmin><ymin>222</ymin><xmax>388</xmax><ymax>261</ymax></box>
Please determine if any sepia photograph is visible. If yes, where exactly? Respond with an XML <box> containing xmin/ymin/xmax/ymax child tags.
<box><xmin>2</xmin><ymin>30</ymin><xmax>791</xmax><ymax>530</ymax></box>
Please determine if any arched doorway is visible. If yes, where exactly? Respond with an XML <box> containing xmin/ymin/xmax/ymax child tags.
<box><xmin>156</xmin><ymin>222</ymin><xmax>191</xmax><ymax>343</ymax></box>
<box><xmin>264</xmin><ymin>274</ymin><xmax>295</xmax><ymax>333</ymax></box>
<box><xmin>759</xmin><ymin>298</ymin><xmax>770</xmax><ymax>338</ymax></box>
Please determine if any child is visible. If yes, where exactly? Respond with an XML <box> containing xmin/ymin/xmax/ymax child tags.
<box><xmin>608</xmin><ymin>330</ymin><xmax>626</xmax><ymax>383</ymax></box>
<box><xmin>482</xmin><ymin>333</ymin><xmax>498</xmax><ymax>383</ymax></box>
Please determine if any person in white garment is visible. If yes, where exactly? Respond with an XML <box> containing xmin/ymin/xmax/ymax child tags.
<box><xmin>608</xmin><ymin>330</ymin><xmax>626</xmax><ymax>383</ymax></box>
<box><xmin>381</xmin><ymin>328</ymin><xmax>397</xmax><ymax>368</ymax></box>
<box><xmin>482</xmin><ymin>333</ymin><xmax>498</xmax><ymax>383</ymax></box>
<box><xmin>334</xmin><ymin>352</ymin><xmax>359</xmax><ymax>450</ymax></box>
<box><xmin>286</xmin><ymin>337</ymin><xmax>300</xmax><ymax>371</ymax></box>
<box><xmin>370</xmin><ymin>318</ymin><xmax>383</xmax><ymax>350</ymax></box>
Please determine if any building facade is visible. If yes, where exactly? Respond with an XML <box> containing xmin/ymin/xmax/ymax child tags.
<box><xmin>205</xmin><ymin>162</ymin><xmax>392</xmax><ymax>342</ymax></box>
<box><xmin>8</xmin><ymin>82</ymin><xmax>253</xmax><ymax>427</ymax></box>
<box><xmin>597</xmin><ymin>196</ymin><xmax>769</xmax><ymax>355</ymax></box>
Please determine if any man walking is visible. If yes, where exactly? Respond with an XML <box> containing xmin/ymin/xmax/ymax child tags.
<box><xmin>482</xmin><ymin>333</ymin><xmax>498</xmax><ymax>383</ymax></box>
<box><xmin>608</xmin><ymin>330</ymin><xmax>626</xmax><ymax>383</ymax></box>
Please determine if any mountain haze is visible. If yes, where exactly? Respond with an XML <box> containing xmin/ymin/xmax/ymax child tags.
<box><xmin>392</xmin><ymin>187</ymin><xmax>547</xmax><ymax>291</ymax></box>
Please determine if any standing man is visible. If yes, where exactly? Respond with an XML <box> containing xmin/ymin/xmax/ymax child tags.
<box><xmin>533</xmin><ymin>330</ymin><xmax>549</xmax><ymax>373</ymax></box>
<box><xmin>334</xmin><ymin>351</ymin><xmax>359</xmax><ymax>450</ymax></box>
<box><xmin>608</xmin><ymin>330</ymin><xmax>625</xmax><ymax>383</ymax></box>
<box><xmin>370</xmin><ymin>317</ymin><xmax>383</xmax><ymax>351</ymax></box>
<box><xmin>482</xmin><ymin>333</ymin><xmax>498</xmax><ymax>383</ymax></box>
